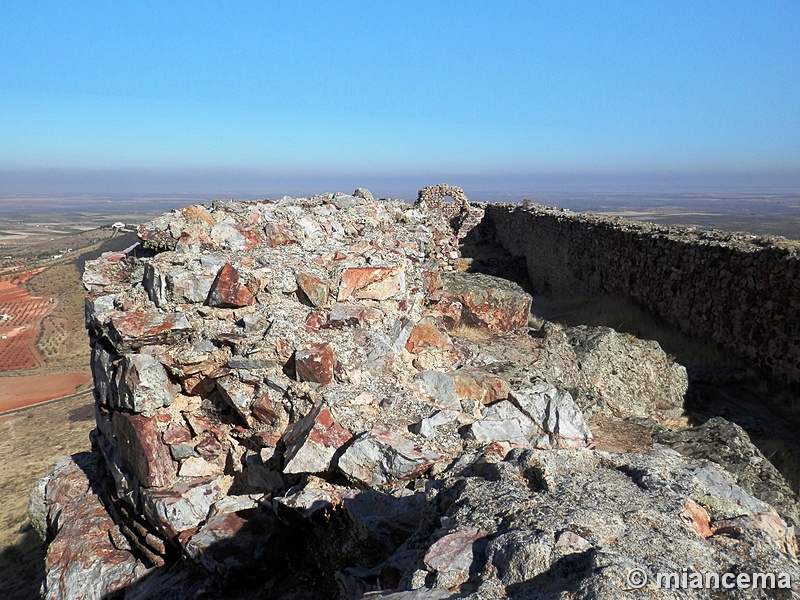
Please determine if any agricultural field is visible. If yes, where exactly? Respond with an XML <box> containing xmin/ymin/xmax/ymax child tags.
<box><xmin>0</xmin><ymin>270</ymin><xmax>52</xmax><ymax>372</ymax></box>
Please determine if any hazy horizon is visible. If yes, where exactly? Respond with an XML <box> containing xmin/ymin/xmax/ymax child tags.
<box><xmin>2</xmin><ymin>167</ymin><xmax>800</xmax><ymax>203</ymax></box>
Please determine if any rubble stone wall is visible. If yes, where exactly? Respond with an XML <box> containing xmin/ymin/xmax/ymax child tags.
<box><xmin>35</xmin><ymin>191</ymin><xmax>800</xmax><ymax>599</ymax></box>
<box><xmin>482</xmin><ymin>203</ymin><xmax>800</xmax><ymax>383</ymax></box>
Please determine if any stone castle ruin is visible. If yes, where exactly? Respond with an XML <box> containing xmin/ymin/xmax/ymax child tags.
<box><xmin>31</xmin><ymin>187</ymin><xmax>800</xmax><ymax>598</ymax></box>
<box><xmin>483</xmin><ymin>203</ymin><xmax>800</xmax><ymax>385</ymax></box>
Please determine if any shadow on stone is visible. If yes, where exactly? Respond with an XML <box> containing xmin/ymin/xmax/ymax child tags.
<box><xmin>505</xmin><ymin>549</ymin><xmax>595</xmax><ymax>597</ymax></box>
<box><xmin>95</xmin><ymin>484</ymin><xmax>430</xmax><ymax>600</ymax></box>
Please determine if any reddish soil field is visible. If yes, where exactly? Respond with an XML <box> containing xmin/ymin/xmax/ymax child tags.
<box><xmin>0</xmin><ymin>372</ymin><xmax>92</xmax><ymax>414</ymax></box>
<box><xmin>1</xmin><ymin>269</ymin><xmax>45</xmax><ymax>286</ymax></box>
<box><xmin>0</xmin><ymin>271</ymin><xmax>55</xmax><ymax>371</ymax></box>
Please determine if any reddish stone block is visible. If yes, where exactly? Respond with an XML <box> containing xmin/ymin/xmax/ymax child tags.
<box><xmin>105</xmin><ymin>311</ymin><xmax>192</xmax><ymax>352</ymax></box>
<box><xmin>207</xmin><ymin>263</ymin><xmax>256</xmax><ymax>308</ymax></box>
<box><xmin>422</xmin><ymin>268</ymin><xmax>443</xmax><ymax>303</ymax></box>
<box><xmin>681</xmin><ymin>498</ymin><xmax>712</xmax><ymax>538</ymax></box>
<box><xmin>252</xmin><ymin>391</ymin><xmax>280</xmax><ymax>424</ymax></box>
<box><xmin>459</xmin><ymin>288</ymin><xmax>529</xmax><ymax>332</ymax></box>
<box><xmin>233</xmin><ymin>225</ymin><xmax>261</xmax><ymax>252</ymax></box>
<box><xmin>111</xmin><ymin>412</ymin><xmax>177</xmax><ymax>488</ymax></box>
<box><xmin>295</xmin><ymin>342</ymin><xmax>335</xmax><ymax>385</ymax></box>
<box><xmin>183</xmin><ymin>412</ymin><xmax>222</xmax><ymax>439</ymax></box>
<box><xmin>162</xmin><ymin>422</ymin><xmax>192</xmax><ymax>445</ymax></box>
<box><xmin>296</xmin><ymin>272</ymin><xmax>330</xmax><ymax>307</ymax></box>
<box><xmin>283</xmin><ymin>406</ymin><xmax>353</xmax><ymax>474</ymax></box>
<box><xmin>45</xmin><ymin>483</ymin><xmax>142</xmax><ymax>596</ymax></box>
<box><xmin>337</xmin><ymin>267</ymin><xmax>405</xmax><ymax>301</ymax></box>
<box><xmin>304</xmin><ymin>311</ymin><xmax>325</xmax><ymax>332</ymax></box>
<box><xmin>405</xmin><ymin>317</ymin><xmax>455</xmax><ymax>355</ymax></box>
<box><xmin>263</xmin><ymin>222</ymin><xmax>296</xmax><ymax>247</ymax></box>
<box><xmin>195</xmin><ymin>434</ymin><xmax>222</xmax><ymax>460</ymax></box>
<box><xmin>441</xmin><ymin>272</ymin><xmax>531</xmax><ymax>333</ymax></box>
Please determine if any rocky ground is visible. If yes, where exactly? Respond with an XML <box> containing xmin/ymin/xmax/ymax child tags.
<box><xmin>29</xmin><ymin>187</ymin><xmax>800</xmax><ymax>599</ymax></box>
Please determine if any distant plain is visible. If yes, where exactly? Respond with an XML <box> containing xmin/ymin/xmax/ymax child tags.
<box><xmin>3</xmin><ymin>190</ymin><xmax>800</xmax><ymax>240</ymax></box>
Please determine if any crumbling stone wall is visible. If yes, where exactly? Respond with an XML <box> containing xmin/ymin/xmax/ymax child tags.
<box><xmin>34</xmin><ymin>190</ymin><xmax>800</xmax><ymax>599</ymax></box>
<box><xmin>416</xmin><ymin>184</ymin><xmax>484</xmax><ymax>268</ymax></box>
<box><xmin>482</xmin><ymin>203</ymin><xmax>800</xmax><ymax>383</ymax></box>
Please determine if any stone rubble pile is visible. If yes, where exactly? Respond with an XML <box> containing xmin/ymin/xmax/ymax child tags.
<box><xmin>32</xmin><ymin>188</ymin><xmax>800</xmax><ymax>599</ymax></box>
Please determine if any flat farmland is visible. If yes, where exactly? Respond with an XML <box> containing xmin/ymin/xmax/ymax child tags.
<box><xmin>0</xmin><ymin>373</ymin><xmax>91</xmax><ymax>414</ymax></box>
<box><xmin>0</xmin><ymin>271</ymin><xmax>52</xmax><ymax>371</ymax></box>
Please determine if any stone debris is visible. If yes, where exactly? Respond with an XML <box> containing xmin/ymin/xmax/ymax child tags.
<box><xmin>35</xmin><ymin>187</ymin><xmax>800</xmax><ymax>599</ymax></box>
<box><xmin>282</xmin><ymin>405</ymin><xmax>353</xmax><ymax>474</ymax></box>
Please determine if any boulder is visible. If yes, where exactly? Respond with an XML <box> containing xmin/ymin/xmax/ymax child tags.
<box><xmin>567</xmin><ymin>325</ymin><xmax>688</xmax><ymax>419</ymax></box>
<box><xmin>440</xmin><ymin>271</ymin><xmax>531</xmax><ymax>333</ymax></box>
<box><xmin>338</xmin><ymin>427</ymin><xmax>439</xmax><ymax>488</ymax></box>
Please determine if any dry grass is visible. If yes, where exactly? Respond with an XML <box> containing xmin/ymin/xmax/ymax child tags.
<box><xmin>450</xmin><ymin>322</ymin><xmax>498</xmax><ymax>342</ymax></box>
<box><xmin>588</xmin><ymin>415</ymin><xmax>654</xmax><ymax>453</ymax></box>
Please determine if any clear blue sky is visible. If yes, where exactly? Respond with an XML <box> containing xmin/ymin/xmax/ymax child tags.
<box><xmin>1</xmin><ymin>1</ymin><xmax>799</xmax><ymax>196</ymax></box>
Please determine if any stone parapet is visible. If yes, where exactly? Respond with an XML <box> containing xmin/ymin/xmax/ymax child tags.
<box><xmin>482</xmin><ymin>202</ymin><xmax>800</xmax><ymax>384</ymax></box>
